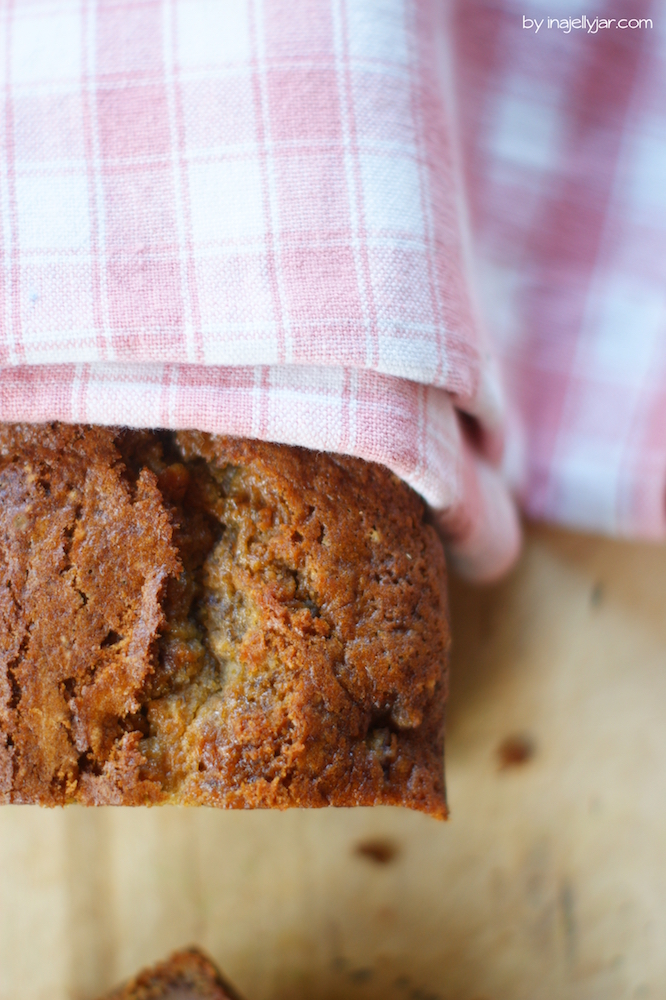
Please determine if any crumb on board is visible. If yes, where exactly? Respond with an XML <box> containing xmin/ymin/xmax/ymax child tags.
<box><xmin>354</xmin><ymin>838</ymin><xmax>400</xmax><ymax>864</ymax></box>
<box><xmin>496</xmin><ymin>734</ymin><xmax>535</xmax><ymax>769</ymax></box>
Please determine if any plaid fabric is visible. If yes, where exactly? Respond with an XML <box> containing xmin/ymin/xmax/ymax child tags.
<box><xmin>1</xmin><ymin>0</ymin><xmax>663</xmax><ymax>578</ymax></box>
<box><xmin>0</xmin><ymin>0</ymin><xmax>519</xmax><ymax>580</ymax></box>
<box><xmin>454</xmin><ymin>0</ymin><xmax>666</xmax><ymax>538</ymax></box>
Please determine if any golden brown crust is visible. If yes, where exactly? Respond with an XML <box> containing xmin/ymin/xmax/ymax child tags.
<box><xmin>0</xmin><ymin>423</ymin><xmax>177</xmax><ymax>805</ymax></box>
<box><xmin>101</xmin><ymin>947</ymin><xmax>243</xmax><ymax>1000</ymax></box>
<box><xmin>0</xmin><ymin>424</ymin><xmax>449</xmax><ymax>815</ymax></box>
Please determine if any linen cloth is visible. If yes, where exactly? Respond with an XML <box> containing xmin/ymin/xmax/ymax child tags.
<box><xmin>0</xmin><ymin>0</ymin><xmax>663</xmax><ymax>579</ymax></box>
<box><xmin>454</xmin><ymin>0</ymin><xmax>666</xmax><ymax>539</ymax></box>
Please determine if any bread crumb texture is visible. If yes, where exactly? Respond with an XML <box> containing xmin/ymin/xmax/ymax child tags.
<box><xmin>101</xmin><ymin>946</ymin><xmax>242</xmax><ymax>1000</ymax></box>
<box><xmin>0</xmin><ymin>424</ymin><xmax>449</xmax><ymax>815</ymax></box>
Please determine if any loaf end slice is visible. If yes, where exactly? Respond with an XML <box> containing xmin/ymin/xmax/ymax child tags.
<box><xmin>101</xmin><ymin>947</ymin><xmax>243</xmax><ymax>1000</ymax></box>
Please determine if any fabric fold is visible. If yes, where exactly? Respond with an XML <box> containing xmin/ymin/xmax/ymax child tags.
<box><xmin>0</xmin><ymin>0</ymin><xmax>517</xmax><ymax>580</ymax></box>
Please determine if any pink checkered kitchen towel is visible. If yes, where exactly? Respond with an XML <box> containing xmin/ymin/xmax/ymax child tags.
<box><xmin>455</xmin><ymin>0</ymin><xmax>666</xmax><ymax>540</ymax></box>
<box><xmin>0</xmin><ymin>0</ymin><xmax>663</xmax><ymax>580</ymax></box>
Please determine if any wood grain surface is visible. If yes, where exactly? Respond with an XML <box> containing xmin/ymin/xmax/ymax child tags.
<box><xmin>1</xmin><ymin>523</ymin><xmax>665</xmax><ymax>1000</ymax></box>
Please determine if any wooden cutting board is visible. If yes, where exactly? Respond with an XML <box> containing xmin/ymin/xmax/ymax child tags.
<box><xmin>1</xmin><ymin>522</ymin><xmax>665</xmax><ymax>1000</ymax></box>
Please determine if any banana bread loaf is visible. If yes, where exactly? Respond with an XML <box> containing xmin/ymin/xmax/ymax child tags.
<box><xmin>0</xmin><ymin>423</ymin><xmax>449</xmax><ymax>814</ymax></box>
<box><xmin>101</xmin><ymin>948</ymin><xmax>242</xmax><ymax>1000</ymax></box>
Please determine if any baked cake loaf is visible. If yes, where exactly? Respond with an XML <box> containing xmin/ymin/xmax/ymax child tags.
<box><xmin>101</xmin><ymin>947</ymin><xmax>243</xmax><ymax>1000</ymax></box>
<box><xmin>0</xmin><ymin>423</ymin><xmax>449</xmax><ymax>814</ymax></box>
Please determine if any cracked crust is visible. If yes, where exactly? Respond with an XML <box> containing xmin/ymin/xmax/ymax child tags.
<box><xmin>0</xmin><ymin>424</ymin><xmax>450</xmax><ymax>815</ymax></box>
